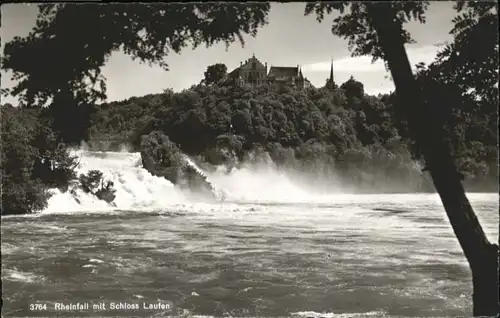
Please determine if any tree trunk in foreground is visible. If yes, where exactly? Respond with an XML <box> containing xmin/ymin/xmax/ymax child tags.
<box><xmin>368</xmin><ymin>5</ymin><xmax>499</xmax><ymax>316</ymax></box>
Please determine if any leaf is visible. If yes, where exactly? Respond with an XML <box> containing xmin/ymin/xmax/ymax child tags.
<box><xmin>2</xmin><ymin>3</ymin><xmax>271</xmax><ymax>106</ymax></box>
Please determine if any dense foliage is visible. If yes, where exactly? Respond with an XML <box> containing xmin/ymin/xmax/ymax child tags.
<box><xmin>1</xmin><ymin>3</ymin><xmax>270</xmax><ymax>215</ymax></box>
<box><xmin>1</xmin><ymin>3</ymin><xmax>270</xmax><ymax>107</ymax></box>
<box><xmin>1</xmin><ymin>3</ymin><xmax>497</xmax><ymax>217</ymax></box>
<box><xmin>414</xmin><ymin>2</ymin><xmax>498</xmax><ymax>189</ymax></box>
<box><xmin>83</xmin><ymin>72</ymin><xmax>494</xmax><ymax>193</ymax></box>
<box><xmin>1</xmin><ymin>106</ymin><xmax>50</xmax><ymax>215</ymax></box>
<box><xmin>305</xmin><ymin>2</ymin><xmax>498</xmax><ymax>315</ymax></box>
<box><xmin>79</xmin><ymin>170</ymin><xmax>116</xmax><ymax>204</ymax></box>
<box><xmin>1</xmin><ymin>105</ymin><xmax>116</xmax><ymax>215</ymax></box>
<box><xmin>2</xmin><ymin>2</ymin><xmax>497</xmax><ymax>314</ymax></box>
<box><xmin>140</xmin><ymin>130</ymin><xmax>184</xmax><ymax>183</ymax></box>
<box><xmin>140</xmin><ymin>131</ymin><xmax>217</xmax><ymax>198</ymax></box>
<box><xmin>203</xmin><ymin>63</ymin><xmax>228</xmax><ymax>85</ymax></box>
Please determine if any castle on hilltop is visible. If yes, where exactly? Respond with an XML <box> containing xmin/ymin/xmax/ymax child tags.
<box><xmin>226</xmin><ymin>54</ymin><xmax>331</xmax><ymax>89</ymax></box>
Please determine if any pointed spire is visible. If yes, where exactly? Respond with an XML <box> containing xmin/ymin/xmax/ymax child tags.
<box><xmin>325</xmin><ymin>58</ymin><xmax>335</xmax><ymax>89</ymax></box>
<box><xmin>329</xmin><ymin>58</ymin><xmax>334</xmax><ymax>84</ymax></box>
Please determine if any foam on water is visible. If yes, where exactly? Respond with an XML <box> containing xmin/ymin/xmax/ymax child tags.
<box><xmin>180</xmin><ymin>311</ymin><xmax>389</xmax><ymax>318</ymax></box>
<box><xmin>206</xmin><ymin>164</ymin><xmax>318</xmax><ymax>203</ymax></box>
<box><xmin>4</xmin><ymin>268</ymin><xmax>44</xmax><ymax>284</ymax></box>
<box><xmin>182</xmin><ymin>155</ymin><xmax>228</xmax><ymax>200</ymax></box>
<box><xmin>44</xmin><ymin>150</ymin><xmax>339</xmax><ymax>214</ymax></box>
<box><xmin>3</xmin><ymin>150</ymin><xmax>498</xmax><ymax>316</ymax></box>
<box><xmin>291</xmin><ymin>311</ymin><xmax>388</xmax><ymax>318</ymax></box>
<box><xmin>44</xmin><ymin>150</ymin><xmax>189</xmax><ymax>214</ymax></box>
<box><xmin>43</xmin><ymin>150</ymin><xmax>497</xmax><ymax>218</ymax></box>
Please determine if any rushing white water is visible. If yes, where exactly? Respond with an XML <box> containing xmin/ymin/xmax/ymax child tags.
<box><xmin>44</xmin><ymin>150</ymin><xmax>187</xmax><ymax>213</ymax></box>
<box><xmin>43</xmin><ymin>150</ymin><xmax>497</xmax><ymax>214</ymax></box>
<box><xmin>43</xmin><ymin>150</ymin><xmax>343</xmax><ymax>213</ymax></box>
<box><xmin>182</xmin><ymin>155</ymin><xmax>228</xmax><ymax>201</ymax></box>
<box><xmin>3</xmin><ymin>150</ymin><xmax>498</xmax><ymax>317</ymax></box>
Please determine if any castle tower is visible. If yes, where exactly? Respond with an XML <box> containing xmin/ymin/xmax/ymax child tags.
<box><xmin>329</xmin><ymin>59</ymin><xmax>334</xmax><ymax>84</ymax></box>
<box><xmin>298</xmin><ymin>66</ymin><xmax>304</xmax><ymax>88</ymax></box>
<box><xmin>326</xmin><ymin>58</ymin><xmax>336</xmax><ymax>89</ymax></box>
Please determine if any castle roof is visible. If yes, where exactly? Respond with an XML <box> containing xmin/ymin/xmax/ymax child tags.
<box><xmin>228</xmin><ymin>68</ymin><xmax>239</xmax><ymax>77</ymax></box>
<box><xmin>267</xmin><ymin>66</ymin><xmax>299</xmax><ymax>78</ymax></box>
<box><xmin>247</xmin><ymin>54</ymin><xmax>266</xmax><ymax>69</ymax></box>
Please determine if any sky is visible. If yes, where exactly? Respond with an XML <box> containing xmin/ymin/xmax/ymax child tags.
<box><xmin>1</xmin><ymin>2</ymin><xmax>457</xmax><ymax>105</ymax></box>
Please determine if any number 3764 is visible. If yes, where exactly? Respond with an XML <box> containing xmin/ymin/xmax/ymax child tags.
<box><xmin>30</xmin><ymin>304</ymin><xmax>47</xmax><ymax>311</ymax></box>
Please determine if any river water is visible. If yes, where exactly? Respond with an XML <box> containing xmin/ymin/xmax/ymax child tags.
<box><xmin>1</xmin><ymin>151</ymin><xmax>498</xmax><ymax>317</ymax></box>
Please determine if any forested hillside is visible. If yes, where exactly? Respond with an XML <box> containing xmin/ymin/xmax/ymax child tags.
<box><xmin>1</xmin><ymin>2</ymin><xmax>497</xmax><ymax>216</ymax></box>
<box><xmin>83</xmin><ymin>71</ymin><xmax>497</xmax><ymax>192</ymax></box>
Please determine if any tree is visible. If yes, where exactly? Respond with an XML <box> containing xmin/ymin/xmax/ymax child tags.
<box><xmin>340</xmin><ymin>76</ymin><xmax>364</xmax><ymax>100</ymax></box>
<box><xmin>435</xmin><ymin>2</ymin><xmax>498</xmax><ymax>104</ymax></box>
<box><xmin>79</xmin><ymin>170</ymin><xmax>116</xmax><ymax>204</ymax></box>
<box><xmin>0</xmin><ymin>3</ymin><xmax>271</xmax><ymax>214</ymax></box>
<box><xmin>1</xmin><ymin>108</ymin><xmax>50</xmax><ymax>215</ymax></box>
<box><xmin>3</xmin><ymin>2</ymin><xmax>497</xmax><ymax>313</ymax></box>
<box><xmin>203</xmin><ymin>63</ymin><xmax>228</xmax><ymax>85</ymax></box>
<box><xmin>305</xmin><ymin>2</ymin><xmax>498</xmax><ymax>315</ymax></box>
<box><xmin>415</xmin><ymin>2</ymin><xmax>498</xmax><ymax>169</ymax></box>
<box><xmin>1</xmin><ymin>3</ymin><xmax>271</xmax><ymax>107</ymax></box>
<box><xmin>140</xmin><ymin>131</ymin><xmax>184</xmax><ymax>184</ymax></box>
